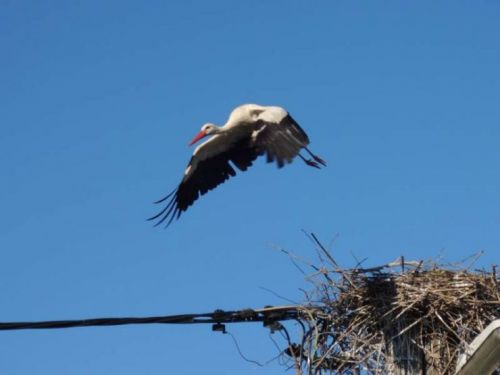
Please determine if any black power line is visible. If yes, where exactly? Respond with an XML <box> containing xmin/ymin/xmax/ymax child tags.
<box><xmin>0</xmin><ymin>305</ymin><xmax>300</xmax><ymax>332</ymax></box>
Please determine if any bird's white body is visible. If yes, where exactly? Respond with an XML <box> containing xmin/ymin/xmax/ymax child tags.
<box><xmin>190</xmin><ymin>104</ymin><xmax>291</xmax><ymax>175</ymax></box>
<box><xmin>224</xmin><ymin>104</ymin><xmax>288</xmax><ymax>129</ymax></box>
<box><xmin>149</xmin><ymin>103</ymin><xmax>325</xmax><ymax>226</ymax></box>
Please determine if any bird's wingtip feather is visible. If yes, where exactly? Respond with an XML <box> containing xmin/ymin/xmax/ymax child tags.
<box><xmin>153</xmin><ymin>188</ymin><xmax>177</xmax><ymax>204</ymax></box>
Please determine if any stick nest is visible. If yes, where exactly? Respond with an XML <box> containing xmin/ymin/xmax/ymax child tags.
<box><xmin>287</xmin><ymin>241</ymin><xmax>500</xmax><ymax>374</ymax></box>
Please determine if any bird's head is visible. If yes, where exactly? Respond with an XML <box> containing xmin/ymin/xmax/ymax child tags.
<box><xmin>188</xmin><ymin>123</ymin><xmax>218</xmax><ymax>146</ymax></box>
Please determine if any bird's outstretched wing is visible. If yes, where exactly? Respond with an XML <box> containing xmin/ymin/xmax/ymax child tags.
<box><xmin>148</xmin><ymin>135</ymin><xmax>262</xmax><ymax>227</ymax></box>
<box><xmin>253</xmin><ymin>110</ymin><xmax>310</xmax><ymax>168</ymax></box>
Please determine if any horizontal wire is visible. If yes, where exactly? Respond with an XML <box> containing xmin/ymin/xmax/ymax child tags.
<box><xmin>0</xmin><ymin>305</ymin><xmax>301</xmax><ymax>331</ymax></box>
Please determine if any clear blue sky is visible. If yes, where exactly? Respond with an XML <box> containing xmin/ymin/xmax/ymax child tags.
<box><xmin>1</xmin><ymin>1</ymin><xmax>499</xmax><ymax>374</ymax></box>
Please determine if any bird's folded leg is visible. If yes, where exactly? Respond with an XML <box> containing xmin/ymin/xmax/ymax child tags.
<box><xmin>306</xmin><ymin>159</ymin><xmax>321</xmax><ymax>169</ymax></box>
<box><xmin>299</xmin><ymin>154</ymin><xmax>321</xmax><ymax>169</ymax></box>
<box><xmin>305</xmin><ymin>147</ymin><xmax>327</xmax><ymax>166</ymax></box>
<box><xmin>312</xmin><ymin>155</ymin><xmax>326</xmax><ymax>166</ymax></box>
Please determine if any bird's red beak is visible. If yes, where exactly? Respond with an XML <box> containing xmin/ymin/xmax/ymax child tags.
<box><xmin>188</xmin><ymin>130</ymin><xmax>207</xmax><ymax>146</ymax></box>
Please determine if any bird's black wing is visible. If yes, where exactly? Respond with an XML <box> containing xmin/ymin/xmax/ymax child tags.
<box><xmin>148</xmin><ymin>136</ymin><xmax>263</xmax><ymax>227</ymax></box>
<box><xmin>254</xmin><ymin>114</ymin><xmax>310</xmax><ymax>168</ymax></box>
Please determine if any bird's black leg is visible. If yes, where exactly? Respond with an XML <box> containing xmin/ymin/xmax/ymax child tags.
<box><xmin>299</xmin><ymin>153</ymin><xmax>321</xmax><ymax>169</ymax></box>
<box><xmin>304</xmin><ymin>147</ymin><xmax>327</xmax><ymax>166</ymax></box>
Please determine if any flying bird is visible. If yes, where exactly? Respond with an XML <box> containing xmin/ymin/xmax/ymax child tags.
<box><xmin>149</xmin><ymin>104</ymin><xmax>325</xmax><ymax>227</ymax></box>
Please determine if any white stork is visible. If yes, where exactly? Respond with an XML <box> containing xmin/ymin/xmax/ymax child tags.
<box><xmin>149</xmin><ymin>104</ymin><xmax>326</xmax><ymax>227</ymax></box>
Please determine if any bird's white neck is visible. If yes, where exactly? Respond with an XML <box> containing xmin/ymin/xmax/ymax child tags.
<box><xmin>212</xmin><ymin>125</ymin><xmax>224</xmax><ymax>134</ymax></box>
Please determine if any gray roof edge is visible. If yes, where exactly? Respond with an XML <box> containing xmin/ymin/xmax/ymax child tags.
<box><xmin>455</xmin><ymin>319</ymin><xmax>500</xmax><ymax>375</ymax></box>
